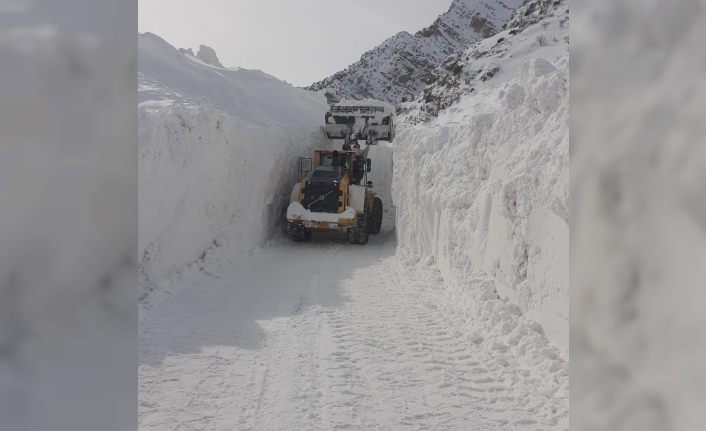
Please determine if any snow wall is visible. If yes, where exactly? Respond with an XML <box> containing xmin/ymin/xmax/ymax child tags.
<box><xmin>393</xmin><ymin>40</ymin><xmax>569</xmax><ymax>353</ymax></box>
<box><xmin>138</xmin><ymin>33</ymin><xmax>329</xmax><ymax>294</ymax></box>
<box><xmin>0</xmin><ymin>3</ymin><xmax>136</xmax><ymax>430</ymax></box>
<box><xmin>572</xmin><ymin>1</ymin><xmax>706</xmax><ymax>429</ymax></box>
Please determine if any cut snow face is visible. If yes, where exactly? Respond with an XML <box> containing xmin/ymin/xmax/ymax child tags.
<box><xmin>572</xmin><ymin>1</ymin><xmax>706</xmax><ymax>429</ymax></box>
<box><xmin>0</xmin><ymin>3</ymin><xmax>135</xmax><ymax>431</ymax></box>
<box><xmin>138</xmin><ymin>33</ymin><xmax>329</xmax><ymax>291</ymax></box>
<box><xmin>393</xmin><ymin>1</ymin><xmax>569</xmax><ymax>353</ymax></box>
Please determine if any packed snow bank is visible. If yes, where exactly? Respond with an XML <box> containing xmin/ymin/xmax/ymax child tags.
<box><xmin>393</xmin><ymin>9</ymin><xmax>569</xmax><ymax>353</ymax></box>
<box><xmin>139</xmin><ymin>33</ymin><xmax>329</xmax><ymax>293</ymax></box>
<box><xmin>139</xmin><ymin>33</ymin><xmax>325</xmax><ymax>126</ymax></box>
<box><xmin>572</xmin><ymin>1</ymin><xmax>706</xmax><ymax>429</ymax></box>
<box><xmin>0</xmin><ymin>4</ymin><xmax>135</xmax><ymax>431</ymax></box>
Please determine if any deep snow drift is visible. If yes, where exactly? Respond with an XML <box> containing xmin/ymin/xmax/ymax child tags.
<box><xmin>0</xmin><ymin>3</ymin><xmax>135</xmax><ymax>431</ymax></box>
<box><xmin>138</xmin><ymin>33</ymin><xmax>329</xmax><ymax>293</ymax></box>
<box><xmin>394</xmin><ymin>2</ymin><xmax>569</xmax><ymax>354</ymax></box>
<box><xmin>571</xmin><ymin>1</ymin><xmax>706</xmax><ymax>429</ymax></box>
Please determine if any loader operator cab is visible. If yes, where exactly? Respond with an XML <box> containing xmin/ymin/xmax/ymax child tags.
<box><xmin>320</xmin><ymin>154</ymin><xmax>334</xmax><ymax>167</ymax></box>
<box><xmin>310</xmin><ymin>166</ymin><xmax>341</xmax><ymax>179</ymax></box>
<box><xmin>314</xmin><ymin>150</ymin><xmax>369</xmax><ymax>185</ymax></box>
<box><xmin>319</xmin><ymin>152</ymin><xmax>349</xmax><ymax>172</ymax></box>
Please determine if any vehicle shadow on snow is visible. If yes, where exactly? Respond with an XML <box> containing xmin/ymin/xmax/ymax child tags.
<box><xmin>139</xmin><ymin>231</ymin><xmax>396</xmax><ymax>367</ymax></box>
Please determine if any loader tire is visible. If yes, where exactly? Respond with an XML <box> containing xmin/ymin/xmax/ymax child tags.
<box><xmin>288</xmin><ymin>222</ymin><xmax>311</xmax><ymax>242</ymax></box>
<box><xmin>347</xmin><ymin>214</ymin><xmax>368</xmax><ymax>245</ymax></box>
<box><xmin>371</xmin><ymin>197</ymin><xmax>383</xmax><ymax>234</ymax></box>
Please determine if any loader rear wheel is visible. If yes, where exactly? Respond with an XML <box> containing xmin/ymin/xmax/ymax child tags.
<box><xmin>287</xmin><ymin>222</ymin><xmax>311</xmax><ymax>242</ymax></box>
<box><xmin>371</xmin><ymin>197</ymin><xmax>383</xmax><ymax>234</ymax></box>
<box><xmin>366</xmin><ymin>198</ymin><xmax>383</xmax><ymax>234</ymax></box>
<box><xmin>347</xmin><ymin>214</ymin><xmax>368</xmax><ymax>245</ymax></box>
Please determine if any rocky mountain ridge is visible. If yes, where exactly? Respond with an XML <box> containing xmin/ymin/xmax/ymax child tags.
<box><xmin>401</xmin><ymin>0</ymin><xmax>568</xmax><ymax>121</ymax></box>
<box><xmin>308</xmin><ymin>0</ymin><xmax>523</xmax><ymax>103</ymax></box>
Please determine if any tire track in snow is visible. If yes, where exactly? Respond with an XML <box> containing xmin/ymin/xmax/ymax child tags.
<box><xmin>139</xmin><ymin>236</ymin><xmax>567</xmax><ymax>430</ymax></box>
<box><xmin>292</xmin><ymin>254</ymin><xmax>568</xmax><ymax>430</ymax></box>
<box><xmin>234</xmin><ymin>240</ymin><xmax>351</xmax><ymax>431</ymax></box>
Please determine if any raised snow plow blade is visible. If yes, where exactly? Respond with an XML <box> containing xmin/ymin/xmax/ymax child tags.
<box><xmin>324</xmin><ymin>102</ymin><xmax>395</xmax><ymax>145</ymax></box>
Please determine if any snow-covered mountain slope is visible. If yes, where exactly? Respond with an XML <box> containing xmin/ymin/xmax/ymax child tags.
<box><xmin>138</xmin><ymin>33</ymin><xmax>329</xmax><ymax>294</ymax></box>
<box><xmin>405</xmin><ymin>0</ymin><xmax>568</xmax><ymax>119</ymax></box>
<box><xmin>393</xmin><ymin>0</ymin><xmax>569</xmax><ymax>353</ymax></box>
<box><xmin>308</xmin><ymin>0</ymin><xmax>522</xmax><ymax>104</ymax></box>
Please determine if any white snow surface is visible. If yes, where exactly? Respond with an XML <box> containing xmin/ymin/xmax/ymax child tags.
<box><xmin>139</xmin><ymin>32</ymin><xmax>329</xmax><ymax>291</ymax></box>
<box><xmin>139</xmin><ymin>33</ymin><xmax>325</xmax><ymax>127</ymax></box>
<box><xmin>139</xmin><ymin>7</ymin><xmax>569</xmax><ymax>429</ymax></box>
<box><xmin>394</xmin><ymin>7</ymin><xmax>569</xmax><ymax>355</ymax></box>
<box><xmin>0</xmin><ymin>3</ymin><xmax>135</xmax><ymax>430</ymax></box>
<box><xmin>571</xmin><ymin>1</ymin><xmax>706</xmax><ymax>429</ymax></box>
<box><xmin>140</xmin><ymin>234</ymin><xmax>568</xmax><ymax>430</ymax></box>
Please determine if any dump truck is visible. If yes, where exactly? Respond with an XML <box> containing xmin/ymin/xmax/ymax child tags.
<box><xmin>285</xmin><ymin>101</ymin><xmax>394</xmax><ymax>244</ymax></box>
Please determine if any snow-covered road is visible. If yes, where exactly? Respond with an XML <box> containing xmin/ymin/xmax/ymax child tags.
<box><xmin>139</xmin><ymin>233</ymin><xmax>567</xmax><ymax>430</ymax></box>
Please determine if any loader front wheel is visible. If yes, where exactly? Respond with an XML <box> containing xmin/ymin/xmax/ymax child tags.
<box><xmin>347</xmin><ymin>214</ymin><xmax>368</xmax><ymax>245</ymax></box>
<box><xmin>288</xmin><ymin>222</ymin><xmax>311</xmax><ymax>242</ymax></box>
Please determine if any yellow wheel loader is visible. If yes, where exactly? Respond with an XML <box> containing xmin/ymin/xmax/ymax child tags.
<box><xmin>285</xmin><ymin>102</ymin><xmax>393</xmax><ymax>244</ymax></box>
